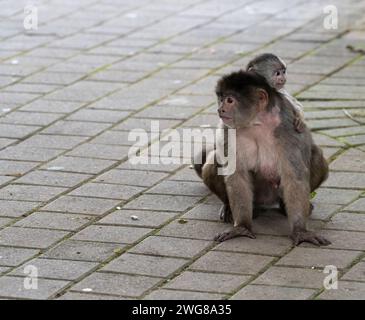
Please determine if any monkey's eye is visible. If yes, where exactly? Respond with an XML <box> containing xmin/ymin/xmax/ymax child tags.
<box><xmin>283</xmin><ymin>69</ymin><xmax>286</xmax><ymax>74</ymax></box>
<box><xmin>226</xmin><ymin>97</ymin><xmax>234</xmax><ymax>104</ymax></box>
<box><xmin>275</xmin><ymin>71</ymin><xmax>280</xmax><ymax>76</ymax></box>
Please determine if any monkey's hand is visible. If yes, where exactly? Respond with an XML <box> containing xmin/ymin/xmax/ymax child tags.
<box><xmin>219</xmin><ymin>204</ymin><xmax>233</xmax><ymax>223</ymax></box>
<box><xmin>291</xmin><ymin>230</ymin><xmax>331</xmax><ymax>246</ymax></box>
<box><xmin>294</xmin><ymin>116</ymin><xmax>305</xmax><ymax>133</ymax></box>
<box><xmin>214</xmin><ymin>226</ymin><xmax>256</xmax><ymax>242</ymax></box>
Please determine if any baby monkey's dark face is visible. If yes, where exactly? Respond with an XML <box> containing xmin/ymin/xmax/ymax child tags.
<box><xmin>271</xmin><ymin>65</ymin><xmax>286</xmax><ymax>90</ymax></box>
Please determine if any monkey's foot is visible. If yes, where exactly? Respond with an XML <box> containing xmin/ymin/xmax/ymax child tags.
<box><xmin>219</xmin><ymin>204</ymin><xmax>233</xmax><ymax>223</ymax></box>
<box><xmin>291</xmin><ymin>231</ymin><xmax>331</xmax><ymax>246</ymax></box>
<box><xmin>214</xmin><ymin>227</ymin><xmax>255</xmax><ymax>242</ymax></box>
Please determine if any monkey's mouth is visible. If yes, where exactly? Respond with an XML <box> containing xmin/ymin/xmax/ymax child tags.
<box><xmin>219</xmin><ymin>115</ymin><xmax>232</xmax><ymax>120</ymax></box>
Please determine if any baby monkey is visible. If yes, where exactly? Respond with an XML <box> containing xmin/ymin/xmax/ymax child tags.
<box><xmin>247</xmin><ymin>53</ymin><xmax>305</xmax><ymax>132</ymax></box>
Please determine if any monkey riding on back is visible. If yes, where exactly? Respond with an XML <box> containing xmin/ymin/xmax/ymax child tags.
<box><xmin>193</xmin><ymin>70</ymin><xmax>330</xmax><ymax>246</ymax></box>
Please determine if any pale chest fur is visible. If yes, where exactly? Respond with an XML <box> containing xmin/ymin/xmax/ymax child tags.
<box><xmin>235</xmin><ymin>108</ymin><xmax>281</xmax><ymax>181</ymax></box>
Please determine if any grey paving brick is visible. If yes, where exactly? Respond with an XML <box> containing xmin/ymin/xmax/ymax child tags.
<box><xmin>10</xmin><ymin>258</ymin><xmax>98</xmax><ymax>281</ymax></box>
<box><xmin>322</xmin><ymin>171</ymin><xmax>365</xmax><ymax>189</ymax></box>
<box><xmin>0</xmin><ymin>92</ymin><xmax>39</xmax><ymax>105</ymax></box>
<box><xmin>329</xmin><ymin>149</ymin><xmax>365</xmax><ymax>172</ymax></box>
<box><xmin>165</xmin><ymin>271</ymin><xmax>250</xmax><ymax>294</ymax></box>
<box><xmin>0</xmin><ymin>227</ymin><xmax>68</xmax><ymax>249</ymax></box>
<box><xmin>42</xmin><ymin>240</ymin><xmax>124</xmax><ymax>262</ymax></box>
<box><xmin>14</xmin><ymin>211</ymin><xmax>93</xmax><ymax>231</ymax></box>
<box><xmin>135</xmin><ymin>106</ymin><xmax>198</xmax><ymax>120</ymax></box>
<box><xmin>276</xmin><ymin>247</ymin><xmax>361</xmax><ymax>269</ymax></box>
<box><xmin>0</xmin><ymin>276</ymin><xmax>69</xmax><ymax>299</ymax></box>
<box><xmin>0</xmin><ymin>200</ymin><xmax>40</xmax><ymax>218</ymax></box>
<box><xmin>0</xmin><ymin>160</ymin><xmax>39</xmax><ymax>176</ymax></box>
<box><xmin>190</xmin><ymin>251</ymin><xmax>274</xmax><ymax>275</ymax></box>
<box><xmin>0</xmin><ymin>123</ymin><xmax>41</xmax><ymax>139</ymax></box>
<box><xmin>322</xmin><ymin>147</ymin><xmax>340</xmax><ymax>160</ymax></box>
<box><xmin>71</xmin><ymin>225</ymin><xmax>152</xmax><ymax>244</ymax></box>
<box><xmin>0</xmin><ymin>185</ymin><xmax>66</xmax><ymax>202</ymax></box>
<box><xmin>67</xmin><ymin>109</ymin><xmax>130</xmax><ymax>123</ymax></box>
<box><xmin>114</xmin><ymin>118</ymin><xmax>180</xmax><ymax>132</ymax></box>
<box><xmin>158</xmin><ymin>219</ymin><xmax>227</xmax><ymax>240</ymax></box>
<box><xmin>343</xmin><ymin>198</ymin><xmax>365</xmax><ymax>212</ymax></box>
<box><xmin>98</xmin><ymin>209</ymin><xmax>176</xmax><ymax>228</ymax></box>
<box><xmin>20</xmin><ymin>100</ymin><xmax>83</xmax><ymax>113</ymax></box>
<box><xmin>318</xmin><ymin>281</ymin><xmax>365</xmax><ymax>300</ymax></box>
<box><xmin>253</xmin><ymin>266</ymin><xmax>326</xmax><ymax>289</ymax></box>
<box><xmin>42</xmin><ymin>196</ymin><xmax>120</xmax><ymax>216</ymax></box>
<box><xmin>182</xmin><ymin>203</ymin><xmax>223</xmax><ymax>221</ymax></box>
<box><xmin>22</xmin><ymin>72</ymin><xmax>84</xmax><ymax>86</ymax></box>
<box><xmin>168</xmin><ymin>167</ymin><xmax>202</xmax><ymax>182</ymax></box>
<box><xmin>43</xmin><ymin>121</ymin><xmax>110</xmax><ymax>136</ymax></box>
<box><xmin>0</xmin><ymin>138</ymin><xmax>17</xmax><ymax>149</ymax></box>
<box><xmin>0</xmin><ymin>247</ymin><xmax>39</xmax><ymax>267</ymax></box>
<box><xmin>231</xmin><ymin>285</ymin><xmax>316</xmax><ymax>300</ymax></box>
<box><xmin>310</xmin><ymin>203</ymin><xmax>341</xmax><ymax>220</ymax></box>
<box><xmin>130</xmin><ymin>236</ymin><xmax>211</xmax><ymax>258</ymax></box>
<box><xmin>88</xmin><ymin>70</ymin><xmax>145</xmax><ymax>83</ymax></box>
<box><xmin>102</xmin><ymin>253</ymin><xmax>187</xmax><ymax>277</ymax></box>
<box><xmin>0</xmin><ymin>112</ymin><xmax>62</xmax><ymax>126</ymax></box>
<box><xmin>0</xmin><ymin>216</ymin><xmax>12</xmax><ymax>227</ymax></box>
<box><xmin>341</xmin><ymin>261</ymin><xmax>365</xmax><ymax>282</ymax></box>
<box><xmin>0</xmin><ymin>176</ymin><xmax>13</xmax><ymax>186</ymax></box>
<box><xmin>116</xmin><ymin>160</ymin><xmax>182</xmax><ymax>172</ymax></box>
<box><xmin>95</xmin><ymin>169</ymin><xmax>168</xmax><ymax>187</ymax></box>
<box><xmin>42</xmin><ymin>156</ymin><xmax>116</xmax><ymax>174</ymax></box>
<box><xmin>312</xmin><ymin>133</ymin><xmax>345</xmax><ymax>147</ymax></box>
<box><xmin>147</xmin><ymin>180</ymin><xmax>210</xmax><ymax>196</ymax></box>
<box><xmin>125</xmin><ymin>194</ymin><xmax>201</xmax><ymax>212</ymax></box>
<box><xmin>70</xmin><ymin>183</ymin><xmax>144</xmax><ymax>200</ymax></box>
<box><xmin>214</xmin><ymin>235</ymin><xmax>292</xmax><ymax>256</ymax></box>
<box><xmin>325</xmin><ymin>212</ymin><xmax>365</xmax><ymax>231</ymax></box>
<box><xmin>16</xmin><ymin>170</ymin><xmax>91</xmax><ymax>187</ymax></box>
<box><xmin>71</xmin><ymin>272</ymin><xmax>161</xmax><ymax>297</ymax></box>
<box><xmin>144</xmin><ymin>289</ymin><xmax>225</xmax><ymax>300</ymax></box>
<box><xmin>19</xmin><ymin>134</ymin><xmax>88</xmax><ymax>150</ymax></box>
<box><xmin>0</xmin><ymin>266</ymin><xmax>9</xmax><ymax>274</ymax></box>
<box><xmin>91</xmin><ymin>131</ymin><xmax>140</xmax><ymax>146</ymax></box>
<box><xmin>313</xmin><ymin>230</ymin><xmax>365</xmax><ymax>251</ymax></box>
<box><xmin>57</xmin><ymin>292</ymin><xmax>123</xmax><ymax>300</ymax></box>
<box><xmin>0</xmin><ymin>146</ymin><xmax>63</xmax><ymax>162</ymax></box>
<box><xmin>312</xmin><ymin>188</ymin><xmax>362</xmax><ymax>205</ymax></box>
<box><xmin>66</xmin><ymin>143</ymin><xmax>130</xmax><ymax>160</ymax></box>
<box><xmin>45</xmin><ymin>81</ymin><xmax>120</xmax><ymax>102</ymax></box>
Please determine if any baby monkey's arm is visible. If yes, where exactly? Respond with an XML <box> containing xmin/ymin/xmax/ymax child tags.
<box><xmin>280</xmin><ymin>89</ymin><xmax>306</xmax><ymax>133</ymax></box>
<box><xmin>293</xmin><ymin>106</ymin><xmax>305</xmax><ymax>133</ymax></box>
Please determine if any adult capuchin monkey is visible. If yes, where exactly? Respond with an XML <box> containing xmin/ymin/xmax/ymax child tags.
<box><xmin>194</xmin><ymin>70</ymin><xmax>330</xmax><ymax>246</ymax></box>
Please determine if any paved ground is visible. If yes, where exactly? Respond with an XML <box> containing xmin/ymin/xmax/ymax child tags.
<box><xmin>0</xmin><ymin>0</ymin><xmax>364</xmax><ymax>300</ymax></box>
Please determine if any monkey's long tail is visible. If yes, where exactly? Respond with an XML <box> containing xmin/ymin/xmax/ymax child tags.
<box><xmin>192</xmin><ymin>148</ymin><xmax>207</xmax><ymax>179</ymax></box>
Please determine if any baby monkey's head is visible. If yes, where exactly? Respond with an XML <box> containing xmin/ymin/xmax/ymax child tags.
<box><xmin>246</xmin><ymin>53</ymin><xmax>287</xmax><ymax>90</ymax></box>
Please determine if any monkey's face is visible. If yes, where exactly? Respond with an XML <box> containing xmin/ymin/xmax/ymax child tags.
<box><xmin>217</xmin><ymin>91</ymin><xmax>264</xmax><ymax>128</ymax></box>
<box><xmin>271</xmin><ymin>67</ymin><xmax>286</xmax><ymax>90</ymax></box>
<box><xmin>217</xmin><ymin>94</ymin><xmax>237</xmax><ymax>127</ymax></box>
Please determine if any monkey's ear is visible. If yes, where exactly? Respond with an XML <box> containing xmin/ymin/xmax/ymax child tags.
<box><xmin>256</xmin><ymin>88</ymin><xmax>268</xmax><ymax>111</ymax></box>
